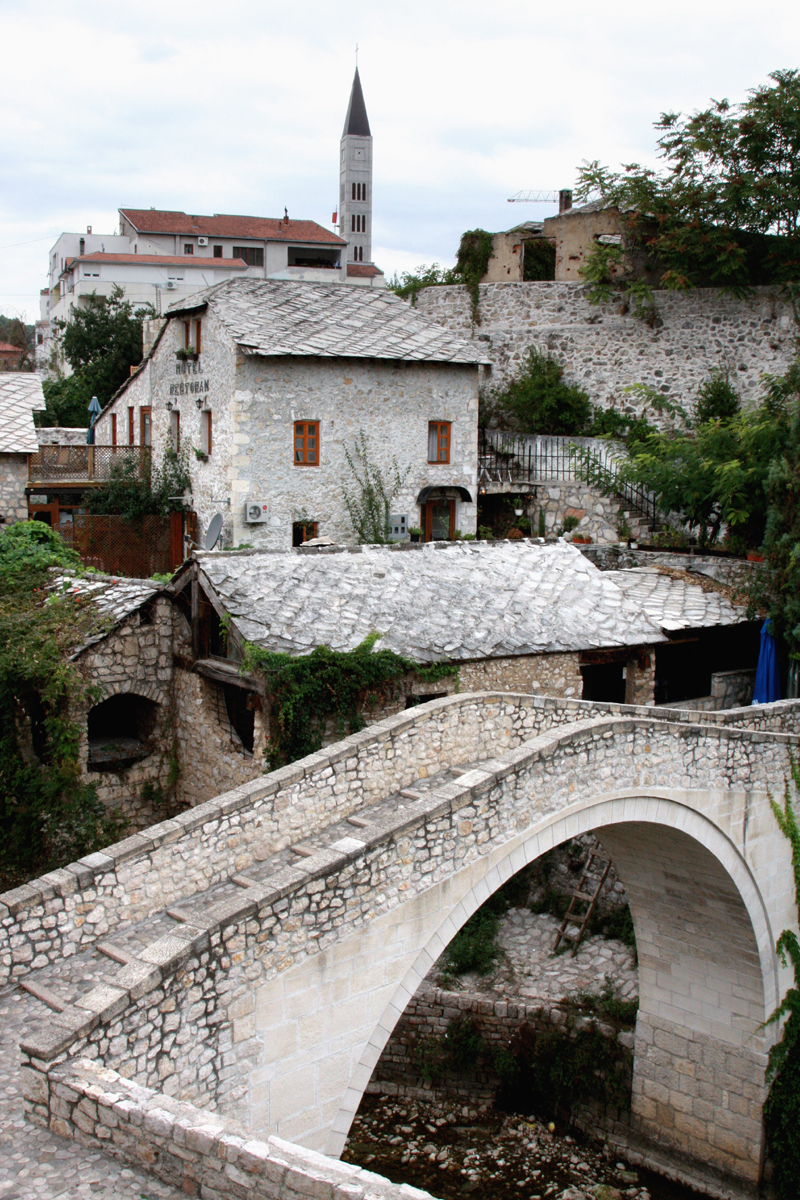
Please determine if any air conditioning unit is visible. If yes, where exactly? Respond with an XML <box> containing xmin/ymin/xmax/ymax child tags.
<box><xmin>166</xmin><ymin>280</ymin><xmax>176</xmax><ymax>289</ymax></box>
<box><xmin>245</xmin><ymin>501</ymin><xmax>269</xmax><ymax>524</ymax></box>
<box><xmin>198</xmin><ymin>236</ymin><xmax>209</xmax><ymax>247</ymax></box>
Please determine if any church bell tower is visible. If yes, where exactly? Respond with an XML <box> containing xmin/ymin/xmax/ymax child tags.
<box><xmin>339</xmin><ymin>69</ymin><xmax>372</xmax><ymax>265</ymax></box>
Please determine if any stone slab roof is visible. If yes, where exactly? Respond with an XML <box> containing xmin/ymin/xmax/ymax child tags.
<box><xmin>0</xmin><ymin>373</ymin><xmax>46</xmax><ymax>453</ymax></box>
<box><xmin>54</xmin><ymin>574</ymin><xmax>160</xmax><ymax>648</ymax></box>
<box><xmin>610</xmin><ymin>568</ymin><xmax>749</xmax><ymax>632</ymax></box>
<box><xmin>167</xmin><ymin>278</ymin><xmax>488</xmax><ymax>364</ymax></box>
<box><xmin>195</xmin><ymin>541</ymin><xmax>666</xmax><ymax>664</ymax></box>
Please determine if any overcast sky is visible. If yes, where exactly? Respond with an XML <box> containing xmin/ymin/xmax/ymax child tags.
<box><xmin>1</xmin><ymin>0</ymin><xmax>799</xmax><ymax>323</ymax></box>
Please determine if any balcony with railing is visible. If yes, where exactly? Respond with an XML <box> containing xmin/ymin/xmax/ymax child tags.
<box><xmin>28</xmin><ymin>444</ymin><xmax>151</xmax><ymax>488</ymax></box>
<box><xmin>478</xmin><ymin>429</ymin><xmax>659</xmax><ymax>526</ymax></box>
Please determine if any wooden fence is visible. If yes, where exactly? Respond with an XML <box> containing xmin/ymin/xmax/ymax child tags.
<box><xmin>60</xmin><ymin>512</ymin><xmax>186</xmax><ymax>578</ymax></box>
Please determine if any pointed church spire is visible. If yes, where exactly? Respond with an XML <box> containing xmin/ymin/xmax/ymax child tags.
<box><xmin>342</xmin><ymin>68</ymin><xmax>371</xmax><ymax>138</ymax></box>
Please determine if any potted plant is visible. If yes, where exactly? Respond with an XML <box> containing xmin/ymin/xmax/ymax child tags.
<box><xmin>408</xmin><ymin>526</ymin><xmax>422</xmax><ymax>543</ymax></box>
<box><xmin>478</xmin><ymin>525</ymin><xmax>494</xmax><ymax>541</ymax></box>
<box><xmin>616</xmin><ymin>518</ymin><xmax>633</xmax><ymax>545</ymax></box>
<box><xmin>572</xmin><ymin>533</ymin><xmax>593</xmax><ymax>545</ymax></box>
<box><xmin>176</xmin><ymin>346</ymin><xmax>199</xmax><ymax>362</ymax></box>
<box><xmin>193</xmin><ymin>447</ymin><xmax>208</xmax><ymax>462</ymax></box>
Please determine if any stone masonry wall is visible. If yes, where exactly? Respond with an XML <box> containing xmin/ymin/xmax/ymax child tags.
<box><xmin>0</xmin><ymin>452</ymin><xmax>29</xmax><ymax>523</ymax></box>
<box><xmin>4</xmin><ymin>693</ymin><xmax>798</xmax><ymax>990</ymax></box>
<box><xmin>32</xmin><ymin>1057</ymin><xmax>432</xmax><ymax>1200</ymax></box>
<box><xmin>73</xmin><ymin>596</ymin><xmax>177</xmax><ymax>827</ymax></box>
<box><xmin>414</xmin><ymin>282</ymin><xmax>796</xmax><ymax>415</ymax></box>
<box><xmin>460</xmin><ymin>651</ymin><xmax>583</xmax><ymax>699</ymax></box>
<box><xmin>367</xmin><ymin>983</ymin><xmax>632</xmax><ymax>1121</ymax></box>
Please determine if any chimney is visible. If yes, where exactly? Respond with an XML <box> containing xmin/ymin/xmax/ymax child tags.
<box><xmin>558</xmin><ymin>190</ymin><xmax>572</xmax><ymax>214</ymax></box>
<box><xmin>86</xmin><ymin>225</ymin><xmax>92</xmax><ymax>234</ymax></box>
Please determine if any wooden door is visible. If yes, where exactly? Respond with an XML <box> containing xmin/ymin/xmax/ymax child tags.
<box><xmin>424</xmin><ymin>499</ymin><xmax>455</xmax><ymax>541</ymax></box>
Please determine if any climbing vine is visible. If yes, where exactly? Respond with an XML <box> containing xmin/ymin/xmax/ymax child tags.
<box><xmin>0</xmin><ymin>522</ymin><xmax>124</xmax><ymax>891</ymax></box>
<box><xmin>455</xmin><ymin>229</ymin><xmax>494</xmax><ymax>325</ymax></box>
<box><xmin>241</xmin><ymin>632</ymin><xmax>459</xmax><ymax>769</ymax></box>
<box><xmin>763</xmin><ymin>756</ymin><xmax>800</xmax><ymax>1199</ymax></box>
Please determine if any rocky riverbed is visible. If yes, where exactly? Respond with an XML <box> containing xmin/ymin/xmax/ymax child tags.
<box><xmin>343</xmin><ymin>1094</ymin><xmax>699</xmax><ymax>1200</ymax></box>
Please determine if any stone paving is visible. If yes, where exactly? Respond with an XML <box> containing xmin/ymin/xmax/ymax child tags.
<box><xmin>0</xmin><ymin>987</ymin><xmax>185</xmax><ymax>1200</ymax></box>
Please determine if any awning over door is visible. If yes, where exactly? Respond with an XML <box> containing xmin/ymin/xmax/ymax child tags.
<box><xmin>416</xmin><ymin>485</ymin><xmax>473</xmax><ymax>504</ymax></box>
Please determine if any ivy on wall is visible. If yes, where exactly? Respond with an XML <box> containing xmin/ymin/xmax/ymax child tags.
<box><xmin>455</xmin><ymin>229</ymin><xmax>495</xmax><ymax>324</ymax></box>
<box><xmin>241</xmin><ymin>632</ymin><xmax>459</xmax><ymax>769</ymax></box>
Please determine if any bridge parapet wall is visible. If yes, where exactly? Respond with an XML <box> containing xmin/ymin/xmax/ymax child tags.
<box><xmin>3</xmin><ymin>694</ymin><xmax>800</xmax><ymax>990</ymax></box>
<box><xmin>32</xmin><ymin>1057</ymin><xmax>432</xmax><ymax>1200</ymax></box>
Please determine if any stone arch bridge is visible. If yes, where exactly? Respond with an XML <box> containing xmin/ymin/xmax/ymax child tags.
<box><xmin>5</xmin><ymin>692</ymin><xmax>799</xmax><ymax>1200</ymax></box>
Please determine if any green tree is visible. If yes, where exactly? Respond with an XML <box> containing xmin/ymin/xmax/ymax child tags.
<box><xmin>39</xmin><ymin>284</ymin><xmax>153</xmax><ymax>426</ymax></box>
<box><xmin>752</xmin><ymin>362</ymin><xmax>800</xmax><ymax>657</ymax></box>
<box><xmin>576</xmin><ymin>70</ymin><xmax>800</xmax><ymax>308</ymax></box>
<box><xmin>0</xmin><ymin>522</ymin><xmax>122</xmax><ymax>890</ymax></box>
<box><xmin>488</xmin><ymin>348</ymin><xmax>592</xmax><ymax>435</ymax></box>
<box><xmin>0</xmin><ymin>315</ymin><xmax>34</xmax><ymax>371</ymax></box>
<box><xmin>574</xmin><ymin>376</ymin><xmax>789</xmax><ymax>549</ymax></box>
<box><xmin>85</xmin><ymin>447</ymin><xmax>192</xmax><ymax>518</ymax></box>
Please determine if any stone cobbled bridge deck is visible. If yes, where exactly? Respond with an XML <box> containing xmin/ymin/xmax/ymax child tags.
<box><xmin>2</xmin><ymin>692</ymin><xmax>800</xmax><ymax>1200</ymax></box>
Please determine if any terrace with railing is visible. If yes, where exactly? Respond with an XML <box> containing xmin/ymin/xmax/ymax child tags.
<box><xmin>28</xmin><ymin>445</ymin><xmax>151</xmax><ymax>487</ymax></box>
<box><xmin>478</xmin><ymin>429</ymin><xmax>659</xmax><ymax>526</ymax></box>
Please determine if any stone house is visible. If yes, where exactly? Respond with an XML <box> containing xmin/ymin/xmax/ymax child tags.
<box><xmin>93</xmin><ymin>278</ymin><xmax>486</xmax><ymax>550</ymax></box>
<box><xmin>63</xmin><ymin>540</ymin><xmax>759</xmax><ymax>825</ymax></box>
<box><xmin>0</xmin><ymin>373</ymin><xmax>46</xmax><ymax>524</ymax></box>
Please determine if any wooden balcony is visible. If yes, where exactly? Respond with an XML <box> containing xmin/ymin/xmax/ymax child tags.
<box><xmin>28</xmin><ymin>444</ymin><xmax>151</xmax><ymax>487</ymax></box>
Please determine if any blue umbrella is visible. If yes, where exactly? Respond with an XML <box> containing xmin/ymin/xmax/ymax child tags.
<box><xmin>86</xmin><ymin>395</ymin><xmax>101</xmax><ymax>445</ymax></box>
<box><xmin>753</xmin><ymin>619</ymin><xmax>781</xmax><ymax>704</ymax></box>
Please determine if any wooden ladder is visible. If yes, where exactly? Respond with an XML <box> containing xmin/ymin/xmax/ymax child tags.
<box><xmin>552</xmin><ymin>842</ymin><xmax>612</xmax><ymax>956</ymax></box>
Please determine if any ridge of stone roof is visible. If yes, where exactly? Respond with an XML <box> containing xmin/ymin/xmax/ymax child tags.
<box><xmin>194</xmin><ymin>541</ymin><xmax>666</xmax><ymax>664</ymax></box>
<box><xmin>167</xmin><ymin>278</ymin><xmax>488</xmax><ymax>364</ymax></box>
<box><xmin>343</xmin><ymin>68</ymin><xmax>371</xmax><ymax>138</ymax></box>
<box><xmin>610</xmin><ymin>567</ymin><xmax>749</xmax><ymax>632</ymax></box>
<box><xmin>0</xmin><ymin>372</ymin><xmax>46</xmax><ymax>453</ymax></box>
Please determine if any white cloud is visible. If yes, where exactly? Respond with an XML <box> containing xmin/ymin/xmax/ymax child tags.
<box><xmin>1</xmin><ymin>0</ymin><xmax>798</xmax><ymax>319</ymax></box>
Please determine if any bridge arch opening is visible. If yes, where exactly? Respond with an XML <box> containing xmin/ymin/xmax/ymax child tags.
<box><xmin>332</xmin><ymin>799</ymin><xmax>773</xmax><ymax>1193</ymax></box>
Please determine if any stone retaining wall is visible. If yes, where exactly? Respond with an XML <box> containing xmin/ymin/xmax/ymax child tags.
<box><xmin>367</xmin><ymin>983</ymin><xmax>632</xmax><ymax>1116</ymax></box>
<box><xmin>3</xmin><ymin>693</ymin><xmax>799</xmax><ymax>990</ymax></box>
<box><xmin>414</xmin><ymin>282</ymin><xmax>796</xmax><ymax>412</ymax></box>
<box><xmin>30</xmin><ymin>1057</ymin><xmax>431</xmax><ymax>1200</ymax></box>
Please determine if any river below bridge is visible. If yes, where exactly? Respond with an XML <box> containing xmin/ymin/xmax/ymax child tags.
<box><xmin>343</xmin><ymin>1093</ymin><xmax>702</xmax><ymax>1200</ymax></box>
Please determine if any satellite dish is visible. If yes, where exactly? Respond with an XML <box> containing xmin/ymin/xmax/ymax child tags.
<box><xmin>204</xmin><ymin>513</ymin><xmax>224</xmax><ymax>551</ymax></box>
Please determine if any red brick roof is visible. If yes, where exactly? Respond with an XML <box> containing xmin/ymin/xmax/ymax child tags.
<box><xmin>347</xmin><ymin>263</ymin><xmax>385</xmax><ymax>278</ymax></box>
<box><xmin>119</xmin><ymin>209</ymin><xmax>345</xmax><ymax>246</ymax></box>
<box><xmin>0</xmin><ymin>342</ymin><xmax>23</xmax><ymax>354</ymax></box>
<box><xmin>69</xmin><ymin>253</ymin><xmax>248</xmax><ymax>269</ymax></box>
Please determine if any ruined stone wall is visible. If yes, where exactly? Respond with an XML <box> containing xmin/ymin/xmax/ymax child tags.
<box><xmin>0</xmin><ymin>452</ymin><xmax>29</xmax><ymax>523</ymax></box>
<box><xmin>368</xmin><ymin>983</ymin><xmax>632</xmax><ymax>1121</ymax></box>
<box><xmin>73</xmin><ymin>596</ymin><xmax>177</xmax><ymax>828</ymax></box>
<box><xmin>414</xmin><ymin>282</ymin><xmax>796</xmax><ymax>413</ymax></box>
<box><xmin>173</xmin><ymin>667</ymin><xmax>267</xmax><ymax>808</ymax></box>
